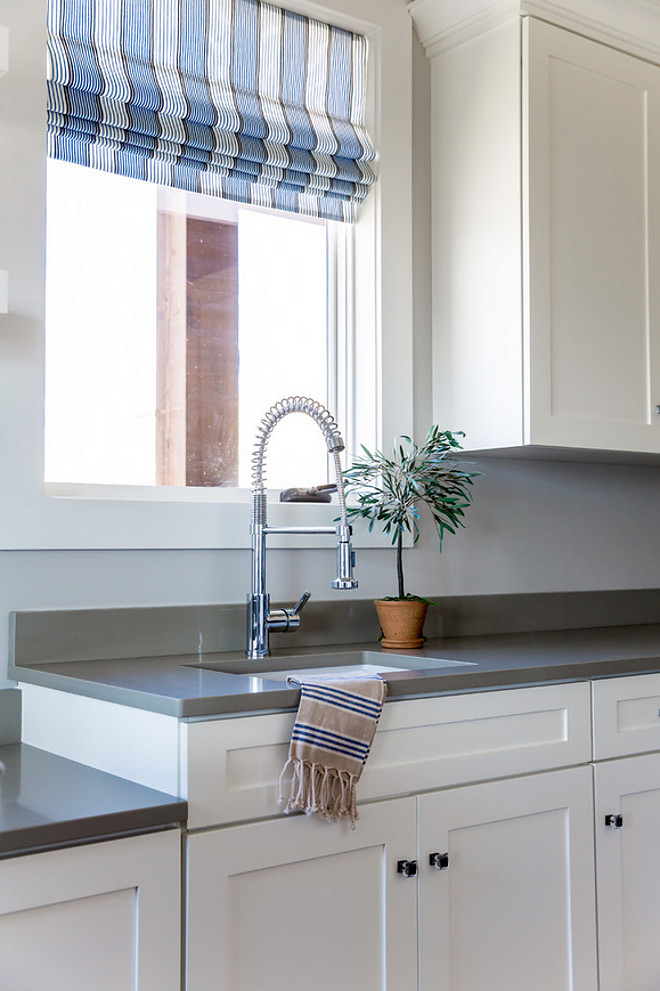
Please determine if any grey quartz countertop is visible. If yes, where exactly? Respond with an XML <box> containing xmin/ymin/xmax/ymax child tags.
<box><xmin>10</xmin><ymin>622</ymin><xmax>660</xmax><ymax>718</ymax></box>
<box><xmin>0</xmin><ymin>743</ymin><xmax>187</xmax><ymax>858</ymax></box>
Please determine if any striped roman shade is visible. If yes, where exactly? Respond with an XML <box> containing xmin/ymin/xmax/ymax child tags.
<box><xmin>46</xmin><ymin>0</ymin><xmax>377</xmax><ymax>221</ymax></box>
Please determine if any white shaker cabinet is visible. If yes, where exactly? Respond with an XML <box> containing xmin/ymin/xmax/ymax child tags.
<box><xmin>525</xmin><ymin>19</ymin><xmax>660</xmax><ymax>454</ymax></box>
<box><xmin>186</xmin><ymin>797</ymin><xmax>418</xmax><ymax>991</ymax></box>
<box><xmin>185</xmin><ymin>769</ymin><xmax>599</xmax><ymax>991</ymax></box>
<box><xmin>418</xmin><ymin>10</ymin><xmax>660</xmax><ymax>456</ymax></box>
<box><xmin>183</xmin><ymin>682</ymin><xmax>594</xmax><ymax>991</ymax></box>
<box><xmin>591</xmin><ymin>673</ymin><xmax>660</xmax><ymax>990</ymax></box>
<box><xmin>418</xmin><ymin>767</ymin><xmax>598</xmax><ymax>991</ymax></box>
<box><xmin>0</xmin><ymin>829</ymin><xmax>181</xmax><ymax>991</ymax></box>
<box><xmin>593</xmin><ymin>753</ymin><xmax>660</xmax><ymax>991</ymax></box>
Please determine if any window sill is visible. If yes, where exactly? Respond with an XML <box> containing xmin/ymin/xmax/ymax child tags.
<box><xmin>44</xmin><ymin>482</ymin><xmax>253</xmax><ymax>504</ymax></box>
<box><xmin>27</xmin><ymin>485</ymin><xmax>392</xmax><ymax>551</ymax></box>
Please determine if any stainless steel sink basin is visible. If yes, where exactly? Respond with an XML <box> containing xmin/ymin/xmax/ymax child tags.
<box><xmin>185</xmin><ymin>648</ymin><xmax>475</xmax><ymax>682</ymax></box>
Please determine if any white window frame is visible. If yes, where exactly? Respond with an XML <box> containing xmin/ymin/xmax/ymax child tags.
<box><xmin>0</xmin><ymin>0</ymin><xmax>414</xmax><ymax>550</ymax></box>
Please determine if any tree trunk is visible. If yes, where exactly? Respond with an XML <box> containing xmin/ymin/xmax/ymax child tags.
<box><xmin>396</xmin><ymin>530</ymin><xmax>405</xmax><ymax>599</ymax></box>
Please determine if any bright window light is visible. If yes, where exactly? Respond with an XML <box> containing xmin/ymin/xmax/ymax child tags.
<box><xmin>45</xmin><ymin>160</ymin><xmax>332</xmax><ymax>491</ymax></box>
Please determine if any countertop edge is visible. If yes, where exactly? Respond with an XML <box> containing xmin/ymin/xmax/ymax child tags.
<box><xmin>0</xmin><ymin>743</ymin><xmax>187</xmax><ymax>860</ymax></box>
<box><xmin>11</xmin><ymin>624</ymin><xmax>660</xmax><ymax>717</ymax></box>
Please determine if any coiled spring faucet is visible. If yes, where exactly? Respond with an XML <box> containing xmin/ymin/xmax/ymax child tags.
<box><xmin>247</xmin><ymin>397</ymin><xmax>358</xmax><ymax>658</ymax></box>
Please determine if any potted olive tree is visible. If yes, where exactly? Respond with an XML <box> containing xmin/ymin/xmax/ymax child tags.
<box><xmin>344</xmin><ymin>427</ymin><xmax>479</xmax><ymax>649</ymax></box>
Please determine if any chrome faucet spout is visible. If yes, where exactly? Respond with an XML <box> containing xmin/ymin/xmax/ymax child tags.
<box><xmin>246</xmin><ymin>397</ymin><xmax>358</xmax><ymax>659</ymax></box>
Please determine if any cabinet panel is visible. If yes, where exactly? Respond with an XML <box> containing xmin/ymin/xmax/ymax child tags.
<box><xmin>0</xmin><ymin>830</ymin><xmax>181</xmax><ymax>991</ymax></box>
<box><xmin>430</xmin><ymin>15</ymin><xmax>523</xmax><ymax>449</ymax></box>
<box><xmin>0</xmin><ymin>888</ymin><xmax>137</xmax><ymax>991</ymax></box>
<box><xmin>419</xmin><ymin>766</ymin><xmax>597</xmax><ymax>991</ymax></box>
<box><xmin>186</xmin><ymin>798</ymin><xmax>417</xmax><ymax>991</ymax></box>
<box><xmin>429</xmin><ymin>13</ymin><xmax>660</xmax><ymax>458</ymax></box>
<box><xmin>525</xmin><ymin>17</ymin><xmax>660</xmax><ymax>452</ymax></box>
<box><xmin>20</xmin><ymin>684</ymin><xmax>181</xmax><ymax>794</ymax></box>
<box><xmin>594</xmin><ymin>752</ymin><xmax>660</xmax><ymax>991</ymax></box>
<box><xmin>183</xmin><ymin>682</ymin><xmax>591</xmax><ymax>828</ymax></box>
<box><xmin>592</xmin><ymin>672</ymin><xmax>660</xmax><ymax>759</ymax></box>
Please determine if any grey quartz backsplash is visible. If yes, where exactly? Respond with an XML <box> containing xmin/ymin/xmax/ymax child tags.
<box><xmin>10</xmin><ymin>589</ymin><xmax>660</xmax><ymax>668</ymax></box>
<box><xmin>0</xmin><ymin>689</ymin><xmax>21</xmax><ymax>744</ymax></box>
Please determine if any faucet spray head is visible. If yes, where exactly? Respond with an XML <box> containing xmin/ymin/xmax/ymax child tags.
<box><xmin>332</xmin><ymin>524</ymin><xmax>358</xmax><ymax>590</ymax></box>
<box><xmin>332</xmin><ymin>576</ymin><xmax>359</xmax><ymax>590</ymax></box>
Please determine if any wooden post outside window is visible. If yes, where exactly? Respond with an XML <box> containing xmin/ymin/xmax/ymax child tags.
<box><xmin>156</xmin><ymin>211</ymin><xmax>239</xmax><ymax>487</ymax></box>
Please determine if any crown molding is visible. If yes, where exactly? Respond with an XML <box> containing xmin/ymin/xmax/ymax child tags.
<box><xmin>408</xmin><ymin>0</ymin><xmax>519</xmax><ymax>56</ymax></box>
<box><xmin>408</xmin><ymin>0</ymin><xmax>660</xmax><ymax>61</ymax></box>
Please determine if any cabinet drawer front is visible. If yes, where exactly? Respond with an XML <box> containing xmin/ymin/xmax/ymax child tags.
<box><xmin>592</xmin><ymin>673</ymin><xmax>660</xmax><ymax>759</ymax></box>
<box><xmin>183</xmin><ymin>682</ymin><xmax>591</xmax><ymax>828</ymax></box>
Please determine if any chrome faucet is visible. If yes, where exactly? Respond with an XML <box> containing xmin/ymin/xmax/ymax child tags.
<box><xmin>247</xmin><ymin>397</ymin><xmax>358</xmax><ymax>658</ymax></box>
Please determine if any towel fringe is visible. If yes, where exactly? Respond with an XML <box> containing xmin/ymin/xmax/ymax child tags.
<box><xmin>278</xmin><ymin>758</ymin><xmax>359</xmax><ymax>828</ymax></box>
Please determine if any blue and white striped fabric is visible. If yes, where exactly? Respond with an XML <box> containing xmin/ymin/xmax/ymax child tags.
<box><xmin>279</xmin><ymin>672</ymin><xmax>387</xmax><ymax>826</ymax></box>
<box><xmin>46</xmin><ymin>0</ymin><xmax>377</xmax><ymax>221</ymax></box>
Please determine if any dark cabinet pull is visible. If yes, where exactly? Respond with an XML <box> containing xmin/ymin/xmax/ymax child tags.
<box><xmin>429</xmin><ymin>851</ymin><xmax>449</xmax><ymax>870</ymax></box>
<box><xmin>605</xmin><ymin>814</ymin><xmax>624</xmax><ymax>829</ymax></box>
<box><xmin>397</xmin><ymin>859</ymin><xmax>418</xmax><ymax>878</ymax></box>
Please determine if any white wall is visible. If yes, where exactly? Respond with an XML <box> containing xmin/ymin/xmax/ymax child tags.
<box><xmin>1</xmin><ymin>4</ymin><xmax>660</xmax><ymax>690</ymax></box>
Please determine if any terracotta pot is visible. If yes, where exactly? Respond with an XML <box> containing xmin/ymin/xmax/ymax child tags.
<box><xmin>374</xmin><ymin>598</ymin><xmax>429</xmax><ymax>650</ymax></box>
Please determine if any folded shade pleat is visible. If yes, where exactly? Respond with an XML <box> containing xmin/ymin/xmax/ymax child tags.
<box><xmin>47</xmin><ymin>0</ymin><xmax>377</xmax><ymax>222</ymax></box>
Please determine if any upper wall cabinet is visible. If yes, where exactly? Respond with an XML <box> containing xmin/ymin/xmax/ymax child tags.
<box><xmin>410</xmin><ymin>0</ymin><xmax>660</xmax><ymax>459</ymax></box>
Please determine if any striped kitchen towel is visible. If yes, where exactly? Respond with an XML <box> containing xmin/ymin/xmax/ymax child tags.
<box><xmin>278</xmin><ymin>673</ymin><xmax>387</xmax><ymax>827</ymax></box>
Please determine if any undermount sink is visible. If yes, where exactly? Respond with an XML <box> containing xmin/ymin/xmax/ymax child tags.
<box><xmin>185</xmin><ymin>649</ymin><xmax>475</xmax><ymax>682</ymax></box>
<box><xmin>257</xmin><ymin>662</ymin><xmax>412</xmax><ymax>681</ymax></box>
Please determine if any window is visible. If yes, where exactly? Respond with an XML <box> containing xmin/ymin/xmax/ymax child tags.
<box><xmin>0</xmin><ymin>0</ymin><xmax>414</xmax><ymax>551</ymax></box>
<box><xmin>45</xmin><ymin>159</ymin><xmax>336</xmax><ymax>491</ymax></box>
<box><xmin>43</xmin><ymin>0</ymin><xmax>380</xmax><ymax>497</ymax></box>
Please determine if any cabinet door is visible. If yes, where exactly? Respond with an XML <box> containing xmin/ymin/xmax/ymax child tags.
<box><xmin>186</xmin><ymin>798</ymin><xmax>417</xmax><ymax>991</ymax></box>
<box><xmin>419</xmin><ymin>766</ymin><xmax>598</xmax><ymax>991</ymax></box>
<box><xmin>594</xmin><ymin>752</ymin><xmax>660</xmax><ymax>991</ymax></box>
<box><xmin>525</xmin><ymin>18</ymin><xmax>660</xmax><ymax>453</ymax></box>
<box><xmin>0</xmin><ymin>830</ymin><xmax>181</xmax><ymax>991</ymax></box>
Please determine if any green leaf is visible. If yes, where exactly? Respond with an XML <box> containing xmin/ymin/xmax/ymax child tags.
<box><xmin>343</xmin><ymin>426</ymin><xmax>481</xmax><ymax>593</ymax></box>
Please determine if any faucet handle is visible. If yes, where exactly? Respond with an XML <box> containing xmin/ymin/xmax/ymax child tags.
<box><xmin>292</xmin><ymin>591</ymin><xmax>311</xmax><ymax>616</ymax></box>
<box><xmin>267</xmin><ymin>591</ymin><xmax>311</xmax><ymax>635</ymax></box>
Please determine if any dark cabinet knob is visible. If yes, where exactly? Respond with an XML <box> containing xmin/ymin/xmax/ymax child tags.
<box><xmin>429</xmin><ymin>851</ymin><xmax>449</xmax><ymax>870</ymax></box>
<box><xmin>397</xmin><ymin>859</ymin><xmax>418</xmax><ymax>878</ymax></box>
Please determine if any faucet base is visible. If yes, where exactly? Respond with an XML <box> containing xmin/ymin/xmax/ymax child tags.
<box><xmin>246</xmin><ymin>648</ymin><xmax>271</xmax><ymax>660</ymax></box>
<box><xmin>246</xmin><ymin>593</ymin><xmax>270</xmax><ymax>659</ymax></box>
